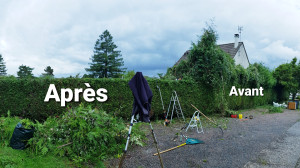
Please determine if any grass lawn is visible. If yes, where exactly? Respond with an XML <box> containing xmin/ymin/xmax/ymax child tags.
<box><xmin>0</xmin><ymin>146</ymin><xmax>73</xmax><ymax>168</ymax></box>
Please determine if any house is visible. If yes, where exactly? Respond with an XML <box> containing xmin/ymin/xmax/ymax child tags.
<box><xmin>175</xmin><ymin>34</ymin><xmax>250</xmax><ymax>68</ymax></box>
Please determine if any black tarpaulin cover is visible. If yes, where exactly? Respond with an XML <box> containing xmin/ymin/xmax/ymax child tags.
<box><xmin>128</xmin><ymin>72</ymin><xmax>153</xmax><ymax>122</ymax></box>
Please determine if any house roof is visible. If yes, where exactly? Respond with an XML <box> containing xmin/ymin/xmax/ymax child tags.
<box><xmin>175</xmin><ymin>42</ymin><xmax>245</xmax><ymax>66</ymax></box>
<box><xmin>175</xmin><ymin>50</ymin><xmax>190</xmax><ymax>66</ymax></box>
<box><xmin>218</xmin><ymin>42</ymin><xmax>243</xmax><ymax>58</ymax></box>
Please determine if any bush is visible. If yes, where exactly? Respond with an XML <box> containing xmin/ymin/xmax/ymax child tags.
<box><xmin>28</xmin><ymin>105</ymin><xmax>145</xmax><ymax>166</ymax></box>
<box><xmin>225</xmin><ymin>109</ymin><xmax>238</xmax><ymax>116</ymax></box>
<box><xmin>0</xmin><ymin>111</ymin><xmax>20</xmax><ymax>147</ymax></box>
<box><xmin>268</xmin><ymin>106</ymin><xmax>283</xmax><ymax>113</ymax></box>
<box><xmin>20</xmin><ymin>118</ymin><xmax>35</xmax><ymax>129</ymax></box>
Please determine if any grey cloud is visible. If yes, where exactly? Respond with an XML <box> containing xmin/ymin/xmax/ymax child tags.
<box><xmin>1</xmin><ymin>0</ymin><xmax>300</xmax><ymax>77</ymax></box>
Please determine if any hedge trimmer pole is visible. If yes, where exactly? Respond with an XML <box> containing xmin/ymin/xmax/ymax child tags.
<box><xmin>157</xmin><ymin>85</ymin><xmax>169</xmax><ymax>126</ymax></box>
<box><xmin>118</xmin><ymin>115</ymin><xmax>135</xmax><ymax>168</ymax></box>
<box><xmin>157</xmin><ymin>85</ymin><xmax>165</xmax><ymax>111</ymax></box>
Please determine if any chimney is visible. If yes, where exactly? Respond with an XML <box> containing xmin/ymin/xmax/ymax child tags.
<box><xmin>234</xmin><ymin>34</ymin><xmax>239</xmax><ymax>48</ymax></box>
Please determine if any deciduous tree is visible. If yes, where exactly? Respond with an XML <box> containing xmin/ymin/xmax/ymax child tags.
<box><xmin>273</xmin><ymin>57</ymin><xmax>299</xmax><ymax>100</ymax></box>
<box><xmin>188</xmin><ymin>26</ymin><xmax>235</xmax><ymax>88</ymax></box>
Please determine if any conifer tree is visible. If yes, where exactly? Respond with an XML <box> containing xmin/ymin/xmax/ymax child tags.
<box><xmin>0</xmin><ymin>54</ymin><xmax>7</xmax><ymax>76</ymax></box>
<box><xmin>86</xmin><ymin>30</ymin><xmax>126</xmax><ymax>78</ymax></box>
<box><xmin>17</xmin><ymin>64</ymin><xmax>34</xmax><ymax>78</ymax></box>
<box><xmin>42</xmin><ymin>66</ymin><xmax>54</xmax><ymax>77</ymax></box>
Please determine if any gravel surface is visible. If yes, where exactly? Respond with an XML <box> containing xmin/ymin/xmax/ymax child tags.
<box><xmin>109</xmin><ymin>109</ymin><xmax>300</xmax><ymax>168</ymax></box>
<box><xmin>244</xmin><ymin>121</ymin><xmax>300</xmax><ymax>168</ymax></box>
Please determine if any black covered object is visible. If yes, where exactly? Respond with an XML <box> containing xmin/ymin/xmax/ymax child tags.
<box><xmin>10</xmin><ymin>123</ymin><xmax>34</xmax><ymax>150</ymax></box>
<box><xmin>128</xmin><ymin>72</ymin><xmax>153</xmax><ymax>122</ymax></box>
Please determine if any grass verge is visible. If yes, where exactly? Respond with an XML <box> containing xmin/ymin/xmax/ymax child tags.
<box><xmin>0</xmin><ymin>146</ymin><xmax>73</xmax><ymax>168</ymax></box>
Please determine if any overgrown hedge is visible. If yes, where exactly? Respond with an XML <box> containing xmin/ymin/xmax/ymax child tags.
<box><xmin>0</xmin><ymin>78</ymin><xmax>275</xmax><ymax>121</ymax></box>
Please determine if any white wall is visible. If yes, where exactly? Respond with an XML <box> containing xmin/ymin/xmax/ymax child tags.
<box><xmin>234</xmin><ymin>45</ymin><xmax>249</xmax><ymax>68</ymax></box>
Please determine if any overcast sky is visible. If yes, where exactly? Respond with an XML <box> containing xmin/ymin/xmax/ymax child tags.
<box><xmin>1</xmin><ymin>0</ymin><xmax>300</xmax><ymax>77</ymax></box>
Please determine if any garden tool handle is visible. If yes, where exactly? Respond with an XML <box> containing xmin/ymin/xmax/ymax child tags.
<box><xmin>153</xmin><ymin>143</ymin><xmax>186</xmax><ymax>156</ymax></box>
<box><xmin>191</xmin><ymin>104</ymin><xmax>217</xmax><ymax>125</ymax></box>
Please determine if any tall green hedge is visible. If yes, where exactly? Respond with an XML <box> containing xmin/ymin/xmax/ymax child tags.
<box><xmin>0</xmin><ymin>78</ymin><xmax>274</xmax><ymax>121</ymax></box>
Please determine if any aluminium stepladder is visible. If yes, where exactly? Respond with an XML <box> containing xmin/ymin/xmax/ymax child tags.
<box><xmin>166</xmin><ymin>91</ymin><xmax>185</xmax><ymax>122</ymax></box>
<box><xmin>186</xmin><ymin>111</ymin><xmax>204</xmax><ymax>134</ymax></box>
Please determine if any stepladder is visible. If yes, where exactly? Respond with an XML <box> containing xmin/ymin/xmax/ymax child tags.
<box><xmin>166</xmin><ymin>91</ymin><xmax>185</xmax><ymax>122</ymax></box>
<box><xmin>186</xmin><ymin>111</ymin><xmax>204</xmax><ymax>134</ymax></box>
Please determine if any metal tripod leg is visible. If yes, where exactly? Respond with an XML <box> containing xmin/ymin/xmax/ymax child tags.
<box><xmin>119</xmin><ymin>117</ymin><xmax>164</xmax><ymax>168</ymax></box>
<box><xmin>118</xmin><ymin>115</ymin><xmax>135</xmax><ymax>168</ymax></box>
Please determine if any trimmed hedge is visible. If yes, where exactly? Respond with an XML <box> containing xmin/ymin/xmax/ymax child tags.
<box><xmin>0</xmin><ymin>78</ymin><xmax>274</xmax><ymax>121</ymax></box>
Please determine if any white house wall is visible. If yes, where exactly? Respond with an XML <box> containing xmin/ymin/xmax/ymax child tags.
<box><xmin>234</xmin><ymin>45</ymin><xmax>249</xmax><ymax>68</ymax></box>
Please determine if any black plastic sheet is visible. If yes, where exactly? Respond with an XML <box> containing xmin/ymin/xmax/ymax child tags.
<box><xmin>9</xmin><ymin>123</ymin><xmax>34</xmax><ymax>150</ymax></box>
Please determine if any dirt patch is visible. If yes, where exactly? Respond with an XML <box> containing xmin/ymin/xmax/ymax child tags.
<box><xmin>109</xmin><ymin>109</ymin><xmax>300</xmax><ymax>168</ymax></box>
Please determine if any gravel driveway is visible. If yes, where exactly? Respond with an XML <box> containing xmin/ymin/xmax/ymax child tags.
<box><xmin>110</xmin><ymin>109</ymin><xmax>300</xmax><ymax>168</ymax></box>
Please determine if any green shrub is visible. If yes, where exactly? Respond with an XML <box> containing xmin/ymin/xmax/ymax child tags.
<box><xmin>0</xmin><ymin>112</ymin><xmax>20</xmax><ymax>147</ymax></box>
<box><xmin>225</xmin><ymin>109</ymin><xmax>238</xmax><ymax>116</ymax></box>
<box><xmin>20</xmin><ymin>118</ymin><xmax>35</xmax><ymax>129</ymax></box>
<box><xmin>268</xmin><ymin>106</ymin><xmax>283</xmax><ymax>113</ymax></box>
<box><xmin>28</xmin><ymin>104</ymin><xmax>145</xmax><ymax>166</ymax></box>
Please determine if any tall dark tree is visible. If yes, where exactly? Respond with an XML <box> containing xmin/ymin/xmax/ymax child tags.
<box><xmin>0</xmin><ymin>54</ymin><xmax>7</xmax><ymax>76</ymax></box>
<box><xmin>42</xmin><ymin>66</ymin><xmax>54</xmax><ymax>77</ymax></box>
<box><xmin>86</xmin><ymin>30</ymin><xmax>126</xmax><ymax>78</ymax></box>
<box><xmin>17</xmin><ymin>65</ymin><xmax>34</xmax><ymax>78</ymax></box>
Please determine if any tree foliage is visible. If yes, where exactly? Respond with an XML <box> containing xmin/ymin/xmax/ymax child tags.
<box><xmin>82</xmin><ymin>74</ymin><xmax>94</xmax><ymax>78</ymax></box>
<box><xmin>252</xmin><ymin>63</ymin><xmax>276</xmax><ymax>89</ymax></box>
<box><xmin>0</xmin><ymin>54</ymin><xmax>7</xmax><ymax>76</ymax></box>
<box><xmin>122</xmin><ymin>70</ymin><xmax>136</xmax><ymax>80</ymax></box>
<box><xmin>163</xmin><ymin>24</ymin><xmax>279</xmax><ymax>113</ymax></box>
<box><xmin>273</xmin><ymin>57</ymin><xmax>300</xmax><ymax>100</ymax></box>
<box><xmin>188</xmin><ymin>26</ymin><xmax>235</xmax><ymax>89</ymax></box>
<box><xmin>86</xmin><ymin>30</ymin><xmax>126</xmax><ymax>78</ymax></box>
<box><xmin>42</xmin><ymin>66</ymin><xmax>54</xmax><ymax>77</ymax></box>
<box><xmin>234</xmin><ymin>65</ymin><xmax>249</xmax><ymax>87</ymax></box>
<box><xmin>166</xmin><ymin>26</ymin><xmax>235</xmax><ymax>88</ymax></box>
<box><xmin>167</xmin><ymin>25</ymin><xmax>236</xmax><ymax>114</ymax></box>
<box><xmin>174</xmin><ymin>60</ymin><xmax>191</xmax><ymax>80</ymax></box>
<box><xmin>17</xmin><ymin>65</ymin><xmax>34</xmax><ymax>78</ymax></box>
